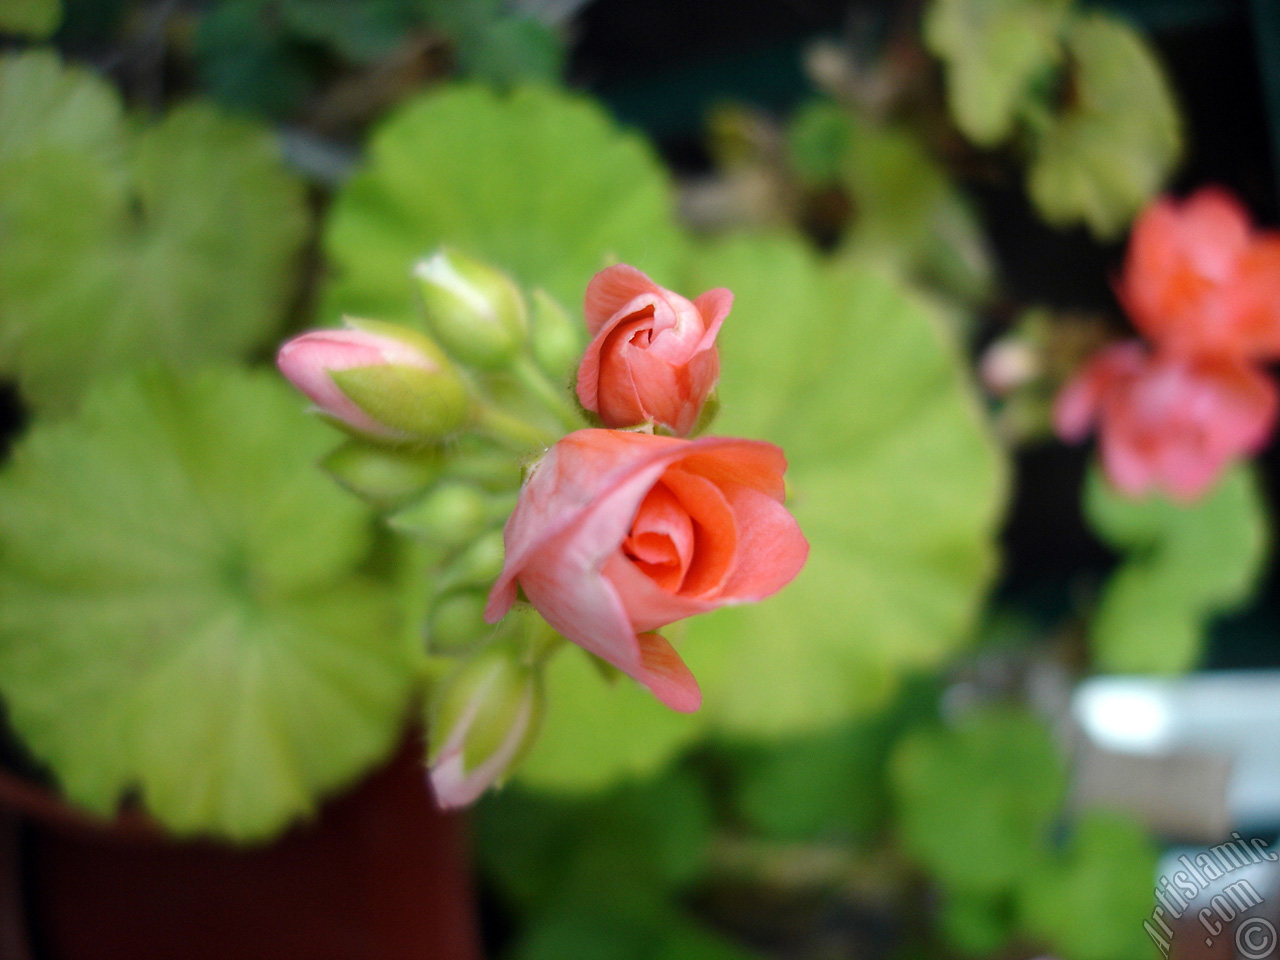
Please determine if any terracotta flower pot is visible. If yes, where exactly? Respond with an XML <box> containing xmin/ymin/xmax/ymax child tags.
<box><xmin>0</xmin><ymin>738</ymin><xmax>482</xmax><ymax>960</ymax></box>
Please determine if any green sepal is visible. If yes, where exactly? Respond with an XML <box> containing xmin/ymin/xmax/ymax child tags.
<box><xmin>426</xmin><ymin>641</ymin><xmax>541</xmax><ymax>773</ymax></box>
<box><xmin>436</xmin><ymin>531</ymin><xmax>507</xmax><ymax>593</ymax></box>
<box><xmin>330</xmin><ymin>362</ymin><xmax>472</xmax><ymax>439</ymax></box>
<box><xmin>428</xmin><ymin>590</ymin><xmax>491</xmax><ymax>653</ymax></box>
<box><xmin>387</xmin><ymin>482</ymin><xmax>513</xmax><ymax>547</ymax></box>
<box><xmin>322</xmin><ymin>439</ymin><xmax>444</xmax><ymax>511</ymax></box>
<box><xmin>528</xmin><ymin>288</ymin><xmax>584</xmax><ymax>382</ymax></box>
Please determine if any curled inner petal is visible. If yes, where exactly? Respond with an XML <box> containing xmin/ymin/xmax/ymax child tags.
<box><xmin>623</xmin><ymin>483</ymin><xmax>693</xmax><ymax>592</ymax></box>
<box><xmin>659</xmin><ymin>466</ymin><xmax>737</xmax><ymax>598</ymax></box>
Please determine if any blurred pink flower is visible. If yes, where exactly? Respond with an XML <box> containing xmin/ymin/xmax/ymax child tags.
<box><xmin>576</xmin><ymin>264</ymin><xmax>731</xmax><ymax>436</ymax></box>
<box><xmin>1122</xmin><ymin>187</ymin><xmax>1280</xmax><ymax>360</ymax></box>
<box><xmin>485</xmin><ymin>429</ymin><xmax>808</xmax><ymax>711</ymax></box>
<box><xmin>1055</xmin><ymin>341</ymin><xmax>1277</xmax><ymax>500</ymax></box>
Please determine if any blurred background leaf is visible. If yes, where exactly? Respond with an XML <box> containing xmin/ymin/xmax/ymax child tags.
<box><xmin>0</xmin><ymin>0</ymin><xmax>61</xmax><ymax>37</ymax></box>
<box><xmin>924</xmin><ymin>0</ymin><xmax>1074</xmax><ymax>147</ymax></box>
<box><xmin>1016</xmin><ymin>812</ymin><xmax>1161</xmax><ymax>960</ymax></box>
<box><xmin>890</xmin><ymin>705</ymin><xmax>1065</xmax><ymax>896</ymax></box>
<box><xmin>516</xmin><ymin>640</ymin><xmax>705</xmax><ymax>792</ymax></box>
<box><xmin>322</xmin><ymin>83</ymin><xmax>687</xmax><ymax>322</ymax></box>
<box><xmin>191</xmin><ymin>0</ymin><xmax>566</xmax><ymax>119</ymax></box>
<box><xmin>1085</xmin><ymin>463</ymin><xmax>1270</xmax><ymax>672</ymax></box>
<box><xmin>0</xmin><ymin>369</ymin><xmax>414</xmax><ymax>841</ymax></box>
<box><xmin>0</xmin><ymin>52</ymin><xmax>309</xmax><ymax>413</ymax></box>
<box><xmin>1026</xmin><ymin>11</ymin><xmax>1182</xmax><ymax>237</ymax></box>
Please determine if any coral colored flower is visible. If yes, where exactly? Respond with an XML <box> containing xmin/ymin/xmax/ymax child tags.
<box><xmin>576</xmin><ymin>264</ymin><xmax>732</xmax><ymax>436</ymax></box>
<box><xmin>484</xmin><ymin>429</ymin><xmax>809</xmax><ymax>711</ymax></box>
<box><xmin>1122</xmin><ymin>188</ymin><xmax>1280</xmax><ymax>359</ymax></box>
<box><xmin>1055</xmin><ymin>341</ymin><xmax>1278</xmax><ymax>501</ymax></box>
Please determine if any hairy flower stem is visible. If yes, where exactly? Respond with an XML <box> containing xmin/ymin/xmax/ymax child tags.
<box><xmin>512</xmin><ymin>355</ymin><xmax>585</xmax><ymax>432</ymax></box>
<box><xmin>474</xmin><ymin>404</ymin><xmax>554</xmax><ymax>454</ymax></box>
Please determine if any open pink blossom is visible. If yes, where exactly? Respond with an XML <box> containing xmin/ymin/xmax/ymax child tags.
<box><xmin>1055</xmin><ymin>341</ymin><xmax>1278</xmax><ymax>501</ymax></box>
<box><xmin>575</xmin><ymin>265</ymin><xmax>732</xmax><ymax>436</ymax></box>
<box><xmin>1122</xmin><ymin>188</ymin><xmax>1280</xmax><ymax>360</ymax></box>
<box><xmin>484</xmin><ymin>429</ymin><xmax>808</xmax><ymax>712</ymax></box>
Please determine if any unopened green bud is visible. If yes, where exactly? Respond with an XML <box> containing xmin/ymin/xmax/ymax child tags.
<box><xmin>414</xmin><ymin>249</ymin><xmax>528</xmax><ymax>369</ymax></box>
<box><xmin>528</xmin><ymin>289</ymin><xmax>584</xmax><ymax>381</ymax></box>
<box><xmin>428</xmin><ymin>591</ymin><xmax>489</xmax><ymax>652</ymax></box>
<box><xmin>322</xmin><ymin>440</ymin><xmax>445</xmax><ymax>511</ymax></box>
<box><xmin>388</xmin><ymin>483</ymin><xmax>514</xmax><ymax>547</ymax></box>
<box><xmin>427</xmin><ymin>642</ymin><xmax>544</xmax><ymax>807</ymax></box>
<box><xmin>445</xmin><ymin>443</ymin><xmax>525</xmax><ymax>492</ymax></box>
<box><xmin>437</xmin><ymin>530</ymin><xmax>506</xmax><ymax>592</ymax></box>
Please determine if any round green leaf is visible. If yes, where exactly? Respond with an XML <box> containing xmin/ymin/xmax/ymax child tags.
<box><xmin>1027</xmin><ymin>11</ymin><xmax>1181</xmax><ymax>238</ymax></box>
<box><xmin>1085</xmin><ymin>463</ymin><xmax>1269</xmax><ymax>673</ymax></box>
<box><xmin>0</xmin><ymin>369</ymin><xmax>415</xmax><ymax>842</ymax></box>
<box><xmin>321</xmin><ymin>83</ymin><xmax>686</xmax><ymax>323</ymax></box>
<box><xmin>0</xmin><ymin>52</ymin><xmax>309</xmax><ymax>413</ymax></box>
<box><xmin>681</xmin><ymin>234</ymin><xmax>1007</xmax><ymax>738</ymax></box>
<box><xmin>924</xmin><ymin>0</ymin><xmax>1074</xmax><ymax>147</ymax></box>
<box><xmin>890</xmin><ymin>706</ymin><xmax>1066</xmax><ymax>895</ymax></box>
<box><xmin>1016</xmin><ymin>812</ymin><xmax>1160</xmax><ymax>960</ymax></box>
<box><xmin>0</xmin><ymin>50</ymin><xmax>124</xmax><ymax>174</ymax></box>
<box><xmin>518</xmin><ymin>643</ymin><xmax>706</xmax><ymax>793</ymax></box>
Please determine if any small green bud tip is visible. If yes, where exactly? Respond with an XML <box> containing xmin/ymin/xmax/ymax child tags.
<box><xmin>438</xmin><ymin>530</ymin><xmax>507</xmax><ymax>592</ymax></box>
<box><xmin>414</xmin><ymin>249</ymin><xmax>528</xmax><ymax>370</ymax></box>
<box><xmin>388</xmin><ymin>482</ymin><xmax>509</xmax><ymax>547</ymax></box>
<box><xmin>322</xmin><ymin>441</ymin><xmax>444</xmax><ymax>510</ymax></box>
<box><xmin>529</xmin><ymin>289</ymin><xmax>585</xmax><ymax>381</ymax></box>
<box><xmin>427</xmin><ymin>644</ymin><xmax>544</xmax><ymax>808</ymax></box>
<box><xmin>428</xmin><ymin>591</ymin><xmax>490</xmax><ymax>653</ymax></box>
<box><xmin>279</xmin><ymin>320</ymin><xmax>471</xmax><ymax>442</ymax></box>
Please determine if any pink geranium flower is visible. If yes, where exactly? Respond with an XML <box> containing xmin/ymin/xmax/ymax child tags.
<box><xmin>485</xmin><ymin>429</ymin><xmax>809</xmax><ymax>711</ymax></box>
<box><xmin>1055</xmin><ymin>341</ymin><xmax>1277</xmax><ymax>501</ymax></box>
<box><xmin>1122</xmin><ymin>188</ymin><xmax>1280</xmax><ymax>360</ymax></box>
<box><xmin>576</xmin><ymin>265</ymin><xmax>732</xmax><ymax>436</ymax></box>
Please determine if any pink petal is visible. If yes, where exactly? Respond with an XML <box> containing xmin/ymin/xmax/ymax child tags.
<box><xmin>484</xmin><ymin>430</ymin><xmax>685</xmax><ymax>624</ymax></box>
<box><xmin>623</xmin><ymin>482</ymin><xmax>695</xmax><ymax>591</ymax></box>
<box><xmin>583</xmin><ymin>264</ymin><xmax>662</xmax><ymax>335</ymax></box>
<box><xmin>659</xmin><ymin>467</ymin><xmax>737</xmax><ymax>596</ymax></box>
<box><xmin>635</xmin><ymin>633</ymin><xmax>701</xmax><ymax>713</ymax></box>
<box><xmin>603</xmin><ymin>552</ymin><xmax>717</xmax><ymax>634</ymax></box>
<box><xmin>692</xmin><ymin>288</ymin><xmax>733</xmax><ymax>351</ymax></box>
<box><xmin>485</xmin><ymin>431</ymin><xmax>798</xmax><ymax>711</ymax></box>
<box><xmin>1054</xmin><ymin>342</ymin><xmax>1145</xmax><ymax>443</ymax></box>
<box><xmin>717</xmin><ymin>483</ymin><xmax>810</xmax><ymax>601</ymax></box>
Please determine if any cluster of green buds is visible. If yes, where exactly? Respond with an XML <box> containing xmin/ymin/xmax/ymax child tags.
<box><xmin>277</xmin><ymin>248</ymin><xmax>587</xmax><ymax>804</ymax></box>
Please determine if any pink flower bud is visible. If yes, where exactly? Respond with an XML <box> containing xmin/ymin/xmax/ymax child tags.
<box><xmin>575</xmin><ymin>265</ymin><xmax>732</xmax><ymax>436</ymax></box>
<box><xmin>427</xmin><ymin>643</ymin><xmax>543</xmax><ymax>809</ymax></box>
<box><xmin>277</xmin><ymin>320</ymin><xmax>469</xmax><ymax>440</ymax></box>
